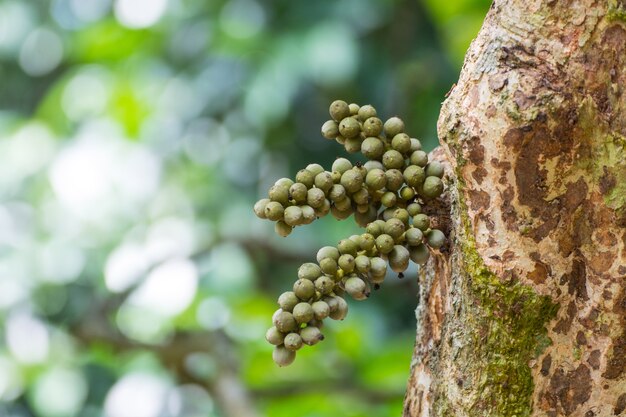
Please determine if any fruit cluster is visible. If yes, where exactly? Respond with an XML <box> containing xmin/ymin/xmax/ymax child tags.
<box><xmin>254</xmin><ymin>100</ymin><xmax>446</xmax><ymax>366</ymax></box>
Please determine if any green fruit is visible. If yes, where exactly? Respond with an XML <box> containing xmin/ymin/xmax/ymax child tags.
<box><xmin>274</xmin><ymin>178</ymin><xmax>294</xmax><ymax>188</ymax></box>
<box><xmin>319</xmin><ymin>257</ymin><xmax>338</xmax><ymax>276</ymax></box>
<box><xmin>382</xmin><ymin>207</ymin><xmax>396</xmax><ymax>222</ymax></box>
<box><xmin>329</xmin><ymin>184</ymin><xmax>347</xmax><ymax>202</ymax></box>
<box><xmin>273</xmin><ymin>311</ymin><xmax>297</xmax><ymax>332</ymax></box>
<box><xmin>344</xmin><ymin>137</ymin><xmax>362</xmax><ymax>153</ymax></box>
<box><xmin>284</xmin><ymin>206</ymin><xmax>303</xmax><ymax>226</ymax></box>
<box><xmin>392</xmin><ymin>208</ymin><xmax>410</xmax><ymax>225</ymax></box>
<box><xmin>362</xmin><ymin>117</ymin><xmax>383</xmax><ymax>136</ymax></box>
<box><xmin>382</xmin><ymin>150</ymin><xmax>405</xmax><ymax>170</ymax></box>
<box><xmin>366</xmin><ymin>221</ymin><xmax>382</xmax><ymax>237</ymax></box>
<box><xmin>321</xmin><ymin>120</ymin><xmax>339</xmax><ymax>139</ymax></box>
<box><xmin>409</xmin><ymin>244</ymin><xmax>430</xmax><ymax>265</ymax></box>
<box><xmin>426</xmin><ymin>229</ymin><xmax>446</xmax><ymax>249</ymax></box>
<box><xmin>363</xmin><ymin>160</ymin><xmax>384</xmax><ymax>171</ymax></box>
<box><xmin>329</xmin><ymin>296</ymin><xmax>348</xmax><ymax>320</ymax></box>
<box><xmin>295</xmin><ymin>169</ymin><xmax>315</xmax><ymax>188</ymax></box>
<box><xmin>384</xmin><ymin>218</ymin><xmax>405</xmax><ymax>240</ymax></box>
<box><xmin>298</xmin><ymin>263</ymin><xmax>322</xmax><ymax>281</ymax></box>
<box><xmin>314</xmin><ymin>172</ymin><xmax>333</xmax><ymax>192</ymax></box>
<box><xmin>254</xmin><ymin>198</ymin><xmax>270</xmax><ymax>219</ymax></box>
<box><xmin>265</xmin><ymin>326</ymin><xmax>285</xmax><ymax>345</ymax></box>
<box><xmin>413</xmin><ymin>214</ymin><xmax>430</xmax><ymax>231</ymax></box>
<box><xmin>269</xmin><ymin>184</ymin><xmax>290</xmax><ymax>205</ymax></box>
<box><xmin>352</xmin><ymin>188</ymin><xmax>369</xmax><ymax>205</ymax></box>
<box><xmin>314</xmin><ymin>198</ymin><xmax>331</xmax><ymax>217</ymax></box>
<box><xmin>293</xmin><ymin>279</ymin><xmax>315</xmax><ymax>300</ymax></box>
<box><xmin>384</xmin><ymin>169</ymin><xmax>404</xmax><ymax>191</ymax></box>
<box><xmin>315</xmin><ymin>275</ymin><xmax>335</xmax><ymax>294</ymax></box>
<box><xmin>405</xmin><ymin>228</ymin><xmax>424</xmax><ymax>246</ymax></box>
<box><xmin>360</xmin><ymin>233</ymin><xmax>376</xmax><ymax>250</ymax></box>
<box><xmin>381</xmin><ymin>192</ymin><xmax>397</xmax><ymax>207</ymax></box>
<box><xmin>340</xmin><ymin>169</ymin><xmax>363</xmax><ymax>193</ymax></box>
<box><xmin>422</xmin><ymin>176</ymin><xmax>444</xmax><ymax>199</ymax></box>
<box><xmin>355</xmin><ymin>255</ymin><xmax>371</xmax><ymax>273</ymax></box>
<box><xmin>306</xmin><ymin>163</ymin><xmax>325</xmax><ymax>177</ymax></box>
<box><xmin>329</xmin><ymin>100</ymin><xmax>350</xmax><ymax>121</ymax></box>
<box><xmin>403</xmin><ymin>165</ymin><xmax>426</xmax><ymax>188</ymax></box>
<box><xmin>410</xmin><ymin>150</ymin><xmax>428</xmax><ymax>167</ymax></box>
<box><xmin>273</xmin><ymin>345</ymin><xmax>296</xmax><ymax>366</ymax></box>
<box><xmin>355</xmin><ymin>206</ymin><xmax>377</xmax><ymax>227</ymax></box>
<box><xmin>284</xmin><ymin>333</ymin><xmax>303</xmax><ymax>351</ymax></box>
<box><xmin>334</xmin><ymin>195</ymin><xmax>352</xmax><ymax>211</ymax></box>
<box><xmin>275</xmin><ymin>221</ymin><xmax>292</xmax><ymax>237</ymax></box>
<box><xmin>338</xmin><ymin>254</ymin><xmax>355</xmax><ymax>273</ymax></box>
<box><xmin>365</xmin><ymin>168</ymin><xmax>386</xmax><ymax>190</ymax></box>
<box><xmin>331</xmin><ymin>205</ymin><xmax>352</xmax><ymax>220</ymax></box>
<box><xmin>383</xmin><ymin>117</ymin><xmax>405</xmax><ymax>137</ymax></box>
<box><xmin>425</xmin><ymin>161</ymin><xmax>444</xmax><ymax>178</ymax></box>
<box><xmin>391</xmin><ymin>133</ymin><xmax>411</xmax><ymax>154</ymax></box>
<box><xmin>292</xmin><ymin>302</ymin><xmax>314</xmax><ymax>324</ymax></box>
<box><xmin>349</xmin><ymin>103</ymin><xmax>360</xmax><ymax>115</ymax></box>
<box><xmin>332</xmin><ymin>157</ymin><xmax>353</xmax><ymax>174</ymax></box>
<box><xmin>278</xmin><ymin>291</ymin><xmax>299</xmax><ymax>311</ymax></box>
<box><xmin>317</xmin><ymin>246</ymin><xmax>340</xmax><ymax>262</ymax></box>
<box><xmin>312</xmin><ymin>301</ymin><xmax>330</xmax><ymax>320</ymax></box>
<box><xmin>410</xmin><ymin>138</ymin><xmax>422</xmax><ymax>152</ymax></box>
<box><xmin>400</xmin><ymin>186</ymin><xmax>415</xmax><ymax>201</ymax></box>
<box><xmin>339</xmin><ymin>117</ymin><xmax>360</xmax><ymax>139</ymax></box>
<box><xmin>335</xmin><ymin>135</ymin><xmax>346</xmax><ymax>145</ymax></box>
<box><xmin>358</xmin><ymin>104</ymin><xmax>377</xmax><ymax>120</ymax></box>
<box><xmin>322</xmin><ymin>296</ymin><xmax>339</xmax><ymax>313</ymax></box>
<box><xmin>375</xmin><ymin>234</ymin><xmax>395</xmax><ymax>254</ymax></box>
<box><xmin>300</xmin><ymin>205</ymin><xmax>315</xmax><ymax>224</ymax></box>
<box><xmin>389</xmin><ymin>245</ymin><xmax>410</xmax><ymax>273</ymax></box>
<box><xmin>407</xmin><ymin>203</ymin><xmax>422</xmax><ymax>216</ymax></box>
<box><xmin>344</xmin><ymin>276</ymin><xmax>369</xmax><ymax>300</ymax></box>
<box><xmin>300</xmin><ymin>326</ymin><xmax>324</xmax><ymax>345</ymax></box>
<box><xmin>265</xmin><ymin>202</ymin><xmax>285</xmax><ymax>221</ymax></box>
<box><xmin>370</xmin><ymin>256</ymin><xmax>387</xmax><ymax>277</ymax></box>
<box><xmin>361</xmin><ymin>137</ymin><xmax>385</xmax><ymax>159</ymax></box>
<box><xmin>307</xmin><ymin>188</ymin><xmax>326</xmax><ymax>208</ymax></box>
<box><xmin>289</xmin><ymin>183</ymin><xmax>308</xmax><ymax>204</ymax></box>
<box><xmin>337</xmin><ymin>239</ymin><xmax>359</xmax><ymax>256</ymax></box>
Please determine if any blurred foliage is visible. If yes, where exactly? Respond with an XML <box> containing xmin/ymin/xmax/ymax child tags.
<box><xmin>0</xmin><ymin>0</ymin><xmax>490</xmax><ymax>416</ymax></box>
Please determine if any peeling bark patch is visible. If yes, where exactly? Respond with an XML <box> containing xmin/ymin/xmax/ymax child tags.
<box><xmin>541</xmin><ymin>354</ymin><xmax>552</xmax><ymax>376</ymax></box>
<box><xmin>467</xmin><ymin>189</ymin><xmax>491</xmax><ymax>211</ymax></box>
<box><xmin>554</xmin><ymin>301</ymin><xmax>577</xmax><ymax>334</ymax></box>
<box><xmin>588</xmin><ymin>350</ymin><xmax>601</xmax><ymax>370</ymax></box>
<box><xmin>615</xmin><ymin>393</ymin><xmax>626</xmax><ymax>415</ymax></box>
<box><xmin>560</xmin><ymin>258</ymin><xmax>589</xmax><ymax>300</ymax></box>
<box><xmin>600</xmin><ymin>166</ymin><xmax>617</xmax><ymax>195</ymax></box>
<box><xmin>603</xmin><ymin>290</ymin><xmax>626</xmax><ymax>380</ymax></box>
<box><xmin>547</xmin><ymin>365</ymin><xmax>592</xmax><ymax>415</ymax></box>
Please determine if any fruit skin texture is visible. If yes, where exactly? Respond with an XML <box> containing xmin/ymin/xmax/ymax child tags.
<box><xmin>273</xmin><ymin>345</ymin><xmax>296</xmax><ymax>366</ymax></box>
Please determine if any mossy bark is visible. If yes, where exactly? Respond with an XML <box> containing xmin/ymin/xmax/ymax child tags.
<box><xmin>403</xmin><ymin>1</ymin><xmax>626</xmax><ymax>416</ymax></box>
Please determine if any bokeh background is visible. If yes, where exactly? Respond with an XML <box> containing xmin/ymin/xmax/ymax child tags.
<box><xmin>0</xmin><ymin>0</ymin><xmax>491</xmax><ymax>416</ymax></box>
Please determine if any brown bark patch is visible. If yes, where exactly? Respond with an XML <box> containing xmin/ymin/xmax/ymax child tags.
<box><xmin>467</xmin><ymin>189</ymin><xmax>491</xmax><ymax>211</ymax></box>
<box><xmin>541</xmin><ymin>354</ymin><xmax>552</xmax><ymax>376</ymax></box>
<box><xmin>615</xmin><ymin>393</ymin><xmax>626</xmax><ymax>416</ymax></box>
<box><xmin>554</xmin><ymin>301</ymin><xmax>577</xmax><ymax>334</ymax></box>
<box><xmin>559</xmin><ymin>257</ymin><xmax>589</xmax><ymax>300</ymax></box>
<box><xmin>547</xmin><ymin>364</ymin><xmax>592</xmax><ymax>416</ymax></box>
<box><xmin>603</xmin><ymin>290</ymin><xmax>626</xmax><ymax>380</ymax></box>
<box><xmin>587</xmin><ymin>350</ymin><xmax>601</xmax><ymax>370</ymax></box>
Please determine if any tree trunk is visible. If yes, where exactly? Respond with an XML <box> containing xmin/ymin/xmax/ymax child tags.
<box><xmin>403</xmin><ymin>1</ymin><xmax>626</xmax><ymax>416</ymax></box>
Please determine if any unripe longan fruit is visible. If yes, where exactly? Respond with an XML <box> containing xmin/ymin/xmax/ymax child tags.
<box><xmin>365</xmin><ymin>168</ymin><xmax>386</xmax><ymax>190</ymax></box>
<box><xmin>337</xmin><ymin>238</ymin><xmax>359</xmax><ymax>256</ymax></box>
<box><xmin>413</xmin><ymin>214</ymin><xmax>430</xmax><ymax>231</ymax></box>
<box><xmin>382</xmin><ymin>150</ymin><xmax>405</xmax><ymax>170</ymax></box>
<box><xmin>275</xmin><ymin>177</ymin><xmax>294</xmax><ymax>188</ymax></box>
<box><xmin>307</xmin><ymin>188</ymin><xmax>326</xmax><ymax>208</ymax></box>
<box><xmin>334</xmin><ymin>195</ymin><xmax>352</xmax><ymax>211</ymax></box>
<box><xmin>328</xmin><ymin>296</ymin><xmax>348</xmax><ymax>320</ymax></box>
<box><xmin>269</xmin><ymin>184</ymin><xmax>290</xmax><ymax>205</ymax></box>
<box><xmin>370</xmin><ymin>256</ymin><xmax>387</xmax><ymax>277</ymax></box>
<box><xmin>349</xmin><ymin>103</ymin><xmax>360</xmax><ymax>115</ymax></box>
<box><xmin>300</xmin><ymin>205</ymin><xmax>315</xmax><ymax>224</ymax></box>
<box><xmin>317</xmin><ymin>246</ymin><xmax>340</xmax><ymax>262</ymax></box>
<box><xmin>366</xmin><ymin>221</ymin><xmax>383</xmax><ymax>237</ymax></box>
<box><xmin>385</xmin><ymin>169</ymin><xmax>404</xmax><ymax>191</ymax></box>
<box><xmin>410</xmin><ymin>138</ymin><xmax>422</xmax><ymax>152</ymax></box>
<box><xmin>345</xmin><ymin>276</ymin><xmax>369</xmax><ymax>300</ymax></box>
<box><xmin>375</xmin><ymin>234</ymin><xmax>395</xmax><ymax>254</ymax></box>
<box><xmin>355</xmin><ymin>206</ymin><xmax>377</xmax><ymax>228</ymax></box>
<box><xmin>300</xmin><ymin>326</ymin><xmax>324</xmax><ymax>345</ymax></box>
<box><xmin>321</xmin><ymin>120</ymin><xmax>339</xmax><ymax>139</ymax></box>
<box><xmin>322</xmin><ymin>296</ymin><xmax>339</xmax><ymax>313</ymax></box>
<box><xmin>361</xmin><ymin>137</ymin><xmax>385</xmax><ymax>160</ymax></box>
<box><xmin>319</xmin><ymin>257</ymin><xmax>338</xmax><ymax>276</ymax></box>
<box><xmin>340</xmin><ymin>169</ymin><xmax>363</xmax><ymax>193</ymax></box>
<box><xmin>266</xmin><ymin>326</ymin><xmax>285</xmax><ymax>345</ymax></box>
<box><xmin>298</xmin><ymin>263</ymin><xmax>322</xmax><ymax>281</ymax></box>
<box><xmin>400</xmin><ymin>186</ymin><xmax>415</xmax><ymax>201</ymax></box>
<box><xmin>331</xmin><ymin>205</ymin><xmax>352</xmax><ymax>220</ymax></box>
<box><xmin>360</xmin><ymin>233</ymin><xmax>376</xmax><ymax>250</ymax></box>
<box><xmin>254</xmin><ymin>198</ymin><xmax>270</xmax><ymax>219</ymax></box>
<box><xmin>306</xmin><ymin>163</ymin><xmax>325</xmax><ymax>177</ymax></box>
<box><xmin>293</xmin><ymin>279</ymin><xmax>315</xmax><ymax>300</ymax></box>
<box><xmin>329</xmin><ymin>184</ymin><xmax>347</xmax><ymax>202</ymax></box>
<box><xmin>293</xmin><ymin>302</ymin><xmax>314</xmax><ymax>324</ymax></box>
<box><xmin>314</xmin><ymin>172</ymin><xmax>333</xmax><ymax>193</ymax></box>
<box><xmin>344</xmin><ymin>137</ymin><xmax>362</xmax><ymax>153</ymax></box>
<box><xmin>391</xmin><ymin>133</ymin><xmax>411</xmax><ymax>154</ymax></box>
<box><xmin>332</xmin><ymin>157</ymin><xmax>353</xmax><ymax>174</ymax></box>
<box><xmin>358</xmin><ymin>104</ymin><xmax>377</xmax><ymax>121</ymax></box>
<box><xmin>338</xmin><ymin>254</ymin><xmax>355</xmax><ymax>273</ymax></box>
<box><xmin>381</xmin><ymin>192</ymin><xmax>397</xmax><ymax>208</ymax></box>
<box><xmin>273</xmin><ymin>345</ymin><xmax>296</xmax><ymax>367</ymax></box>
<box><xmin>426</xmin><ymin>229</ymin><xmax>446</xmax><ymax>249</ymax></box>
<box><xmin>284</xmin><ymin>333</ymin><xmax>303</xmax><ymax>351</ymax></box>
<box><xmin>403</xmin><ymin>165</ymin><xmax>426</xmax><ymax>188</ymax></box>
<box><xmin>284</xmin><ymin>206</ymin><xmax>303</xmax><ymax>226</ymax></box>
<box><xmin>384</xmin><ymin>218</ymin><xmax>405</xmax><ymax>240</ymax></box>
<box><xmin>275</xmin><ymin>221</ymin><xmax>292</xmax><ymax>237</ymax></box>
<box><xmin>273</xmin><ymin>311</ymin><xmax>297</xmax><ymax>333</ymax></box>
<box><xmin>363</xmin><ymin>160</ymin><xmax>384</xmax><ymax>171</ymax></box>
<box><xmin>329</xmin><ymin>100</ymin><xmax>350</xmax><ymax>121</ymax></box>
<box><xmin>392</xmin><ymin>208</ymin><xmax>410</xmax><ymax>225</ymax></box>
<box><xmin>290</xmin><ymin>183</ymin><xmax>308</xmax><ymax>204</ymax></box>
<box><xmin>339</xmin><ymin>117</ymin><xmax>360</xmax><ymax>139</ymax></box>
<box><xmin>383</xmin><ymin>117</ymin><xmax>405</xmax><ymax>137</ymax></box>
<box><xmin>405</xmin><ymin>228</ymin><xmax>424</xmax><ymax>246</ymax></box>
<box><xmin>409</xmin><ymin>244</ymin><xmax>430</xmax><ymax>265</ymax></box>
<box><xmin>425</xmin><ymin>161</ymin><xmax>444</xmax><ymax>178</ymax></box>
<box><xmin>278</xmin><ymin>291</ymin><xmax>299</xmax><ymax>311</ymax></box>
<box><xmin>389</xmin><ymin>245</ymin><xmax>410</xmax><ymax>273</ymax></box>
<box><xmin>355</xmin><ymin>255</ymin><xmax>371</xmax><ymax>273</ymax></box>
<box><xmin>312</xmin><ymin>301</ymin><xmax>330</xmax><ymax>320</ymax></box>
<box><xmin>363</xmin><ymin>117</ymin><xmax>383</xmax><ymax>136</ymax></box>
<box><xmin>314</xmin><ymin>198</ymin><xmax>331</xmax><ymax>217</ymax></box>
<box><xmin>315</xmin><ymin>275</ymin><xmax>335</xmax><ymax>295</ymax></box>
<box><xmin>410</xmin><ymin>150</ymin><xmax>428</xmax><ymax>167</ymax></box>
<box><xmin>421</xmin><ymin>176</ymin><xmax>444</xmax><ymax>199</ymax></box>
<box><xmin>407</xmin><ymin>202</ymin><xmax>422</xmax><ymax>216</ymax></box>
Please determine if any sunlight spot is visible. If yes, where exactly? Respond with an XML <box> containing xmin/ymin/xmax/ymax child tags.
<box><xmin>114</xmin><ymin>0</ymin><xmax>168</xmax><ymax>29</ymax></box>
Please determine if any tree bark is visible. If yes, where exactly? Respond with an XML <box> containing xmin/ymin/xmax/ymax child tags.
<box><xmin>404</xmin><ymin>1</ymin><xmax>626</xmax><ymax>416</ymax></box>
